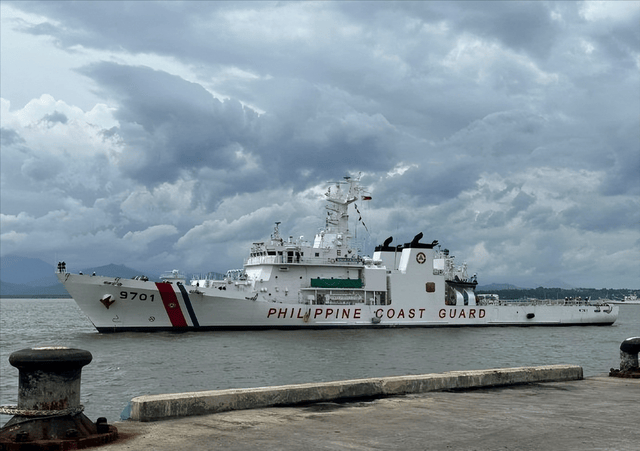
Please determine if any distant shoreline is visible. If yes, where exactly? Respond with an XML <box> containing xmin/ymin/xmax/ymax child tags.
<box><xmin>0</xmin><ymin>295</ymin><xmax>72</xmax><ymax>299</ymax></box>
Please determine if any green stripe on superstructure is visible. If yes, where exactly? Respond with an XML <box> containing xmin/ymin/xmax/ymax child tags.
<box><xmin>311</xmin><ymin>278</ymin><xmax>363</xmax><ymax>288</ymax></box>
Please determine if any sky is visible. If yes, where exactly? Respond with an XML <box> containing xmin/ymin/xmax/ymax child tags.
<box><xmin>1</xmin><ymin>1</ymin><xmax>639</xmax><ymax>289</ymax></box>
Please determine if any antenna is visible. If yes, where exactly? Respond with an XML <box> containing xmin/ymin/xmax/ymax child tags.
<box><xmin>272</xmin><ymin>222</ymin><xmax>281</xmax><ymax>240</ymax></box>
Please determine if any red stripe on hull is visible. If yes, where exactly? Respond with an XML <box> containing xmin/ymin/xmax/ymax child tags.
<box><xmin>155</xmin><ymin>282</ymin><xmax>188</xmax><ymax>327</ymax></box>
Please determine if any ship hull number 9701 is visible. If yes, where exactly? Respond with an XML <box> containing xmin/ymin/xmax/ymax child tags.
<box><xmin>120</xmin><ymin>291</ymin><xmax>155</xmax><ymax>301</ymax></box>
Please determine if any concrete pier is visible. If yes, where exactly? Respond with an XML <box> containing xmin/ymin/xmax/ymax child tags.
<box><xmin>102</xmin><ymin>374</ymin><xmax>639</xmax><ymax>451</ymax></box>
<box><xmin>127</xmin><ymin>364</ymin><xmax>582</xmax><ymax>421</ymax></box>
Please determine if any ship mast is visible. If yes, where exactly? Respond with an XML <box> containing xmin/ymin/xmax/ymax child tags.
<box><xmin>317</xmin><ymin>176</ymin><xmax>365</xmax><ymax>250</ymax></box>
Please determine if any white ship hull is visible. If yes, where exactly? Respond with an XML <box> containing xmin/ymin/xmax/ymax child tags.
<box><xmin>55</xmin><ymin>177</ymin><xmax>618</xmax><ymax>332</ymax></box>
<box><xmin>57</xmin><ymin>272</ymin><xmax>618</xmax><ymax>332</ymax></box>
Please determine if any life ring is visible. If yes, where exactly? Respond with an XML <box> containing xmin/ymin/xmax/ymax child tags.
<box><xmin>329</xmin><ymin>258</ymin><xmax>335</xmax><ymax>263</ymax></box>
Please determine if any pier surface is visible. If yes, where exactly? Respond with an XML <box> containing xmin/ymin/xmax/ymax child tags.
<box><xmin>103</xmin><ymin>374</ymin><xmax>638</xmax><ymax>450</ymax></box>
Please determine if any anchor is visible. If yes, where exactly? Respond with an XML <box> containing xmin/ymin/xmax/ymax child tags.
<box><xmin>100</xmin><ymin>294</ymin><xmax>115</xmax><ymax>309</ymax></box>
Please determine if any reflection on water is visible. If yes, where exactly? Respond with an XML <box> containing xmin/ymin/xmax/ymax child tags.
<box><xmin>1</xmin><ymin>298</ymin><xmax>638</xmax><ymax>423</ymax></box>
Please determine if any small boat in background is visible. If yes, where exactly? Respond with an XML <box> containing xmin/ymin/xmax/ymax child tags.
<box><xmin>608</xmin><ymin>294</ymin><xmax>640</xmax><ymax>305</ymax></box>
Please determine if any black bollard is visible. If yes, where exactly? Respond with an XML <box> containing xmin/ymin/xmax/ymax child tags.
<box><xmin>609</xmin><ymin>337</ymin><xmax>640</xmax><ymax>378</ymax></box>
<box><xmin>619</xmin><ymin>337</ymin><xmax>640</xmax><ymax>371</ymax></box>
<box><xmin>0</xmin><ymin>347</ymin><xmax>118</xmax><ymax>450</ymax></box>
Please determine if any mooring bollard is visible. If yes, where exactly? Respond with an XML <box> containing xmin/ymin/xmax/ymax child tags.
<box><xmin>609</xmin><ymin>337</ymin><xmax>640</xmax><ymax>378</ymax></box>
<box><xmin>619</xmin><ymin>337</ymin><xmax>640</xmax><ymax>371</ymax></box>
<box><xmin>0</xmin><ymin>347</ymin><xmax>118</xmax><ymax>450</ymax></box>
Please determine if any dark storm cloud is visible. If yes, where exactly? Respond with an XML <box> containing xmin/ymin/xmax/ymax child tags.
<box><xmin>77</xmin><ymin>62</ymin><xmax>398</xmax><ymax>195</ymax></box>
<box><xmin>509</xmin><ymin>190</ymin><xmax>535</xmax><ymax>215</ymax></box>
<box><xmin>21</xmin><ymin>152</ymin><xmax>64</xmax><ymax>182</ymax></box>
<box><xmin>41</xmin><ymin>111</ymin><xmax>68</xmax><ymax>124</ymax></box>
<box><xmin>561</xmin><ymin>198</ymin><xmax>640</xmax><ymax>232</ymax></box>
<box><xmin>341</xmin><ymin>1</ymin><xmax>561</xmax><ymax>61</ymax></box>
<box><xmin>252</xmin><ymin>79</ymin><xmax>400</xmax><ymax>181</ymax></box>
<box><xmin>78</xmin><ymin>62</ymin><xmax>261</xmax><ymax>185</ymax></box>
<box><xmin>521</xmin><ymin>205</ymin><xmax>563</xmax><ymax>232</ymax></box>
<box><xmin>16</xmin><ymin>1</ymin><xmax>203</xmax><ymax>55</ymax></box>
<box><xmin>374</xmin><ymin>162</ymin><xmax>478</xmax><ymax>209</ymax></box>
<box><xmin>1</xmin><ymin>127</ymin><xmax>24</xmax><ymax>146</ymax></box>
<box><xmin>453</xmin><ymin>1</ymin><xmax>561</xmax><ymax>60</ymax></box>
<box><xmin>586</xmin><ymin>12</ymin><xmax>640</xmax><ymax>67</ymax></box>
<box><xmin>12</xmin><ymin>1</ymin><xmax>638</xmax><ymax>169</ymax></box>
<box><xmin>1</xmin><ymin>2</ymin><xmax>554</xmax><ymax>142</ymax></box>
<box><xmin>600</xmin><ymin>123</ymin><xmax>640</xmax><ymax>197</ymax></box>
<box><xmin>13</xmin><ymin>1</ymin><xmax>285</xmax><ymax>73</ymax></box>
<box><xmin>444</xmin><ymin>110</ymin><xmax>547</xmax><ymax>157</ymax></box>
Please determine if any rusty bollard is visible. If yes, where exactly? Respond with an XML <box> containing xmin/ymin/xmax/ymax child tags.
<box><xmin>0</xmin><ymin>347</ymin><xmax>118</xmax><ymax>450</ymax></box>
<box><xmin>609</xmin><ymin>337</ymin><xmax>640</xmax><ymax>378</ymax></box>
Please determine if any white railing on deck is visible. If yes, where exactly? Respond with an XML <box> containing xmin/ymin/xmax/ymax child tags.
<box><xmin>244</xmin><ymin>256</ymin><xmax>362</xmax><ymax>266</ymax></box>
<box><xmin>477</xmin><ymin>299</ymin><xmax>605</xmax><ymax>307</ymax></box>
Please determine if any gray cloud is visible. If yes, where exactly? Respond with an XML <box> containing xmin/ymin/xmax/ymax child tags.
<box><xmin>78</xmin><ymin>63</ymin><xmax>262</xmax><ymax>185</ymax></box>
<box><xmin>1</xmin><ymin>1</ymin><xmax>638</xmax><ymax>287</ymax></box>
<box><xmin>78</xmin><ymin>62</ymin><xmax>399</xmax><ymax>193</ymax></box>
<box><xmin>1</xmin><ymin>127</ymin><xmax>24</xmax><ymax>146</ymax></box>
<box><xmin>41</xmin><ymin>111</ymin><xmax>68</xmax><ymax>124</ymax></box>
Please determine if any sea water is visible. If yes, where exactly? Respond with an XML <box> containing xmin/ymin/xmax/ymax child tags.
<box><xmin>1</xmin><ymin>298</ymin><xmax>638</xmax><ymax>423</ymax></box>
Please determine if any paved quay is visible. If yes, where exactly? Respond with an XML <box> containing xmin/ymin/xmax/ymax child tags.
<box><xmin>105</xmin><ymin>374</ymin><xmax>639</xmax><ymax>451</ymax></box>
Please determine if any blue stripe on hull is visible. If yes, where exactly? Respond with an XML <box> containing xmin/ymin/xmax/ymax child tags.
<box><xmin>178</xmin><ymin>284</ymin><xmax>200</xmax><ymax>327</ymax></box>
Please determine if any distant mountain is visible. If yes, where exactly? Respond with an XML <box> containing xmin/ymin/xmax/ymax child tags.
<box><xmin>0</xmin><ymin>280</ymin><xmax>69</xmax><ymax>297</ymax></box>
<box><xmin>477</xmin><ymin>279</ymin><xmax>576</xmax><ymax>291</ymax></box>
<box><xmin>476</xmin><ymin>283</ymin><xmax>523</xmax><ymax>291</ymax></box>
<box><xmin>540</xmin><ymin>279</ymin><xmax>575</xmax><ymax>289</ymax></box>
<box><xmin>0</xmin><ymin>255</ymin><xmax>56</xmax><ymax>285</ymax></box>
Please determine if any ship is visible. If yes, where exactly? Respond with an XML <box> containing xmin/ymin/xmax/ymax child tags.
<box><xmin>56</xmin><ymin>176</ymin><xmax>618</xmax><ymax>332</ymax></box>
<box><xmin>608</xmin><ymin>294</ymin><xmax>640</xmax><ymax>305</ymax></box>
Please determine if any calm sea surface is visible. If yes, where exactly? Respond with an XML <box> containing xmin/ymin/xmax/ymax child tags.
<box><xmin>1</xmin><ymin>298</ymin><xmax>638</xmax><ymax>423</ymax></box>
